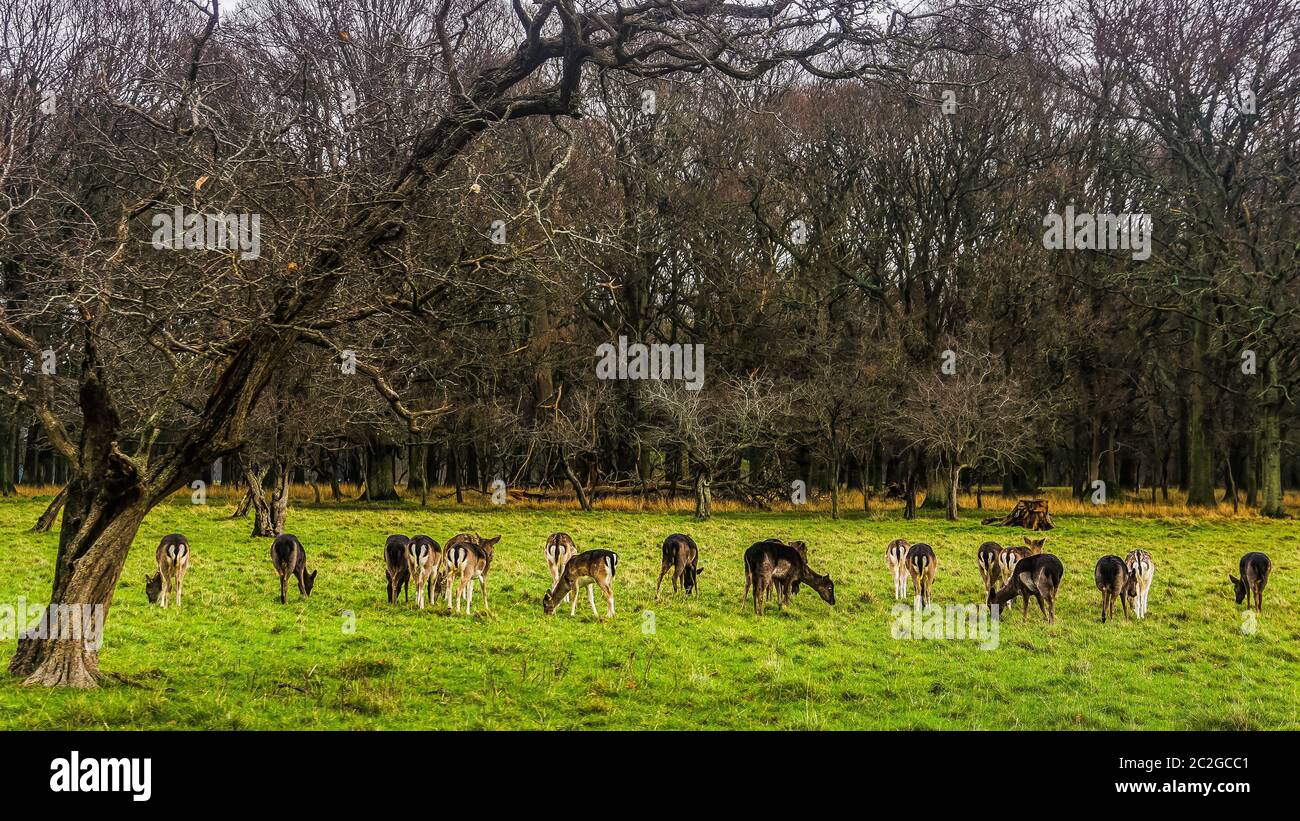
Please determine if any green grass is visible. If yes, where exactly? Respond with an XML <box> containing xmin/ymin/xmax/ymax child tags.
<box><xmin>1</xmin><ymin>492</ymin><xmax>1297</xmax><ymax>729</ymax></box>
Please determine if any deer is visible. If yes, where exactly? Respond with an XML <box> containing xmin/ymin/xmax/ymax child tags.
<box><xmin>406</xmin><ymin>535</ymin><xmax>441</xmax><ymax>609</ymax></box>
<box><xmin>544</xmin><ymin>532</ymin><xmax>578</xmax><ymax>605</ymax></box>
<box><xmin>906</xmin><ymin>543</ymin><xmax>937</xmax><ymax>607</ymax></box>
<box><xmin>743</xmin><ymin>538</ymin><xmax>807</xmax><ymax>605</ymax></box>
<box><xmin>1023</xmin><ymin>536</ymin><xmax>1047</xmax><ymax>554</ymax></box>
<box><xmin>886</xmin><ymin>538</ymin><xmax>911</xmax><ymax>600</ymax></box>
<box><xmin>1125</xmin><ymin>550</ymin><xmax>1155</xmax><ymax>618</ymax></box>
<box><xmin>742</xmin><ymin>539</ymin><xmax>835</xmax><ymax>616</ymax></box>
<box><xmin>988</xmin><ymin>553</ymin><xmax>1063</xmax><ymax>623</ymax></box>
<box><xmin>1230</xmin><ymin>552</ymin><xmax>1271</xmax><ymax>613</ymax></box>
<box><xmin>976</xmin><ymin>541</ymin><xmax>1003</xmax><ymax>598</ymax></box>
<box><xmin>543</xmin><ymin>549</ymin><xmax>619</xmax><ymax>618</ymax></box>
<box><xmin>1093</xmin><ymin>555</ymin><xmax>1133</xmax><ymax>622</ymax></box>
<box><xmin>656</xmin><ymin>533</ymin><xmax>703</xmax><ymax>599</ymax></box>
<box><xmin>445</xmin><ymin>533</ymin><xmax>501</xmax><ymax>615</ymax></box>
<box><xmin>271</xmin><ymin>534</ymin><xmax>317</xmax><ymax>605</ymax></box>
<box><xmin>384</xmin><ymin>534</ymin><xmax>411</xmax><ymax>604</ymax></box>
<box><xmin>144</xmin><ymin>533</ymin><xmax>190</xmax><ymax>608</ymax></box>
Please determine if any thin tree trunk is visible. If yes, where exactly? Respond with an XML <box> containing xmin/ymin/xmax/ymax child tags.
<box><xmin>31</xmin><ymin>484</ymin><xmax>68</xmax><ymax>533</ymax></box>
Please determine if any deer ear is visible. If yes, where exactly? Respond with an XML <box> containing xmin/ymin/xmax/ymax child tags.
<box><xmin>1228</xmin><ymin>574</ymin><xmax>1238</xmax><ymax>585</ymax></box>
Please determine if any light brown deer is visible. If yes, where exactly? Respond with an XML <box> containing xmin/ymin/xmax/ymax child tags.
<box><xmin>886</xmin><ymin>538</ymin><xmax>910</xmax><ymax>600</ymax></box>
<box><xmin>445</xmin><ymin>534</ymin><xmax>501</xmax><ymax>615</ymax></box>
<box><xmin>544</xmin><ymin>532</ymin><xmax>578</xmax><ymax>604</ymax></box>
<box><xmin>406</xmin><ymin>535</ymin><xmax>441</xmax><ymax>609</ymax></box>
<box><xmin>144</xmin><ymin>534</ymin><xmax>191</xmax><ymax>608</ymax></box>
<box><xmin>544</xmin><ymin>549</ymin><xmax>619</xmax><ymax>618</ymax></box>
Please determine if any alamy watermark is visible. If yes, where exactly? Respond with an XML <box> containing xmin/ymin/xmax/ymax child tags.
<box><xmin>151</xmin><ymin>206</ymin><xmax>261</xmax><ymax>260</ymax></box>
<box><xmin>1042</xmin><ymin>206</ymin><xmax>1151</xmax><ymax>261</ymax></box>
<box><xmin>595</xmin><ymin>335</ymin><xmax>705</xmax><ymax>391</ymax></box>
<box><xmin>891</xmin><ymin>602</ymin><xmax>1001</xmax><ymax>650</ymax></box>
<box><xmin>0</xmin><ymin>598</ymin><xmax>105</xmax><ymax>651</ymax></box>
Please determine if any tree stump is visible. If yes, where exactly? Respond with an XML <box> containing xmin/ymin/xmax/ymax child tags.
<box><xmin>981</xmin><ymin>498</ymin><xmax>1054</xmax><ymax>530</ymax></box>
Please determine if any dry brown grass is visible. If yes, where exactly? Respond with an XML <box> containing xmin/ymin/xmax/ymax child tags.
<box><xmin>7</xmin><ymin>480</ymin><xmax>1289</xmax><ymax>519</ymax></box>
<box><xmin>10</xmin><ymin>482</ymin><xmax>1288</xmax><ymax>519</ymax></box>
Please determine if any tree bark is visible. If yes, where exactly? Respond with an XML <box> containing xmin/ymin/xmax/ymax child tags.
<box><xmin>694</xmin><ymin>469</ymin><xmax>711</xmax><ymax>520</ymax></box>
<box><xmin>31</xmin><ymin>484</ymin><xmax>68</xmax><ymax>533</ymax></box>
<box><xmin>363</xmin><ymin>441</ymin><xmax>400</xmax><ymax>501</ymax></box>
<box><xmin>1259</xmin><ymin>357</ymin><xmax>1285</xmax><ymax>517</ymax></box>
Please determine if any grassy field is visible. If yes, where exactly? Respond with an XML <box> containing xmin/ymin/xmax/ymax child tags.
<box><xmin>1</xmin><ymin>488</ymin><xmax>1297</xmax><ymax>730</ymax></box>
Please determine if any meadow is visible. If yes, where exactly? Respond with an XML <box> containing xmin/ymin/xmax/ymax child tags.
<box><xmin>1</xmin><ymin>487</ymin><xmax>1297</xmax><ymax>730</ymax></box>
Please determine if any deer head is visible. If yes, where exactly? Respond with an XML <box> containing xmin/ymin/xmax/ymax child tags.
<box><xmin>304</xmin><ymin>569</ymin><xmax>318</xmax><ymax>596</ymax></box>
<box><xmin>144</xmin><ymin>573</ymin><xmax>163</xmax><ymax>604</ymax></box>
<box><xmin>808</xmin><ymin>572</ymin><xmax>835</xmax><ymax>605</ymax></box>
<box><xmin>1023</xmin><ymin>536</ymin><xmax>1047</xmax><ymax>554</ymax></box>
<box><xmin>1228</xmin><ymin>574</ymin><xmax>1247</xmax><ymax>605</ymax></box>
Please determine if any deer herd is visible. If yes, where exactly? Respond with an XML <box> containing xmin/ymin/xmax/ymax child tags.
<box><xmin>140</xmin><ymin>528</ymin><xmax>1276</xmax><ymax>627</ymax></box>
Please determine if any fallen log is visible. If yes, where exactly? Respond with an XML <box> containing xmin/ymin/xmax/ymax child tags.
<box><xmin>982</xmin><ymin>498</ymin><xmax>1054</xmax><ymax>530</ymax></box>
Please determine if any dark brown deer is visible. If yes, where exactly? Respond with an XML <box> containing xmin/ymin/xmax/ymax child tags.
<box><xmin>1093</xmin><ymin>555</ymin><xmax>1133</xmax><ymax>622</ymax></box>
<box><xmin>271</xmin><ymin>534</ymin><xmax>316</xmax><ymax>604</ymax></box>
<box><xmin>406</xmin><ymin>535</ymin><xmax>441</xmax><ymax>609</ymax></box>
<box><xmin>989</xmin><ymin>553</ymin><xmax>1063</xmax><ymax>623</ymax></box>
<box><xmin>1230</xmin><ymin>552</ymin><xmax>1271</xmax><ymax>613</ymax></box>
<box><xmin>384</xmin><ymin>534</ymin><xmax>410</xmax><ymax>604</ymax></box>
<box><xmin>743</xmin><ymin>540</ymin><xmax>834</xmax><ymax>615</ymax></box>
<box><xmin>656</xmin><ymin>533</ymin><xmax>703</xmax><ymax>599</ymax></box>
<box><xmin>886</xmin><ymin>538</ymin><xmax>911</xmax><ymax>600</ymax></box>
<box><xmin>144</xmin><ymin>534</ymin><xmax>190</xmax><ymax>608</ymax></box>
<box><xmin>906</xmin><ymin>543</ymin><xmax>937</xmax><ymax>607</ymax></box>
<box><xmin>976</xmin><ymin>541</ymin><xmax>1002</xmax><ymax>598</ymax></box>
<box><xmin>544</xmin><ymin>532</ymin><xmax>578</xmax><ymax>605</ymax></box>
<box><xmin>744</xmin><ymin>539</ymin><xmax>807</xmax><ymax>604</ymax></box>
<box><xmin>544</xmin><ymin>549</ymin><xmax>619</xmax><ymax>618</ymax></box>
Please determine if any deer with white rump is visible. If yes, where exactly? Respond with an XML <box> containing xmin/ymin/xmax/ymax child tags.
<box><xmin>144</xmin><ymin>534</ymin><xmax>191</xmax><ymax>608</ymax></box>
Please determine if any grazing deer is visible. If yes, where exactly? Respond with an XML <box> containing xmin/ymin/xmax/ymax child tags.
<box><xmin>144</xmin><ymin>534</ymin><xmax>190</xmax><ymax>608</ymax></box>
<box><xmin>1230</xmin><ymin>552</ymin><xmax>1271</xmax><ymax>613</ymax></box>
<box><xmin>1125</xmin><ymin>550</ymin><xmax>1155</xmax><ymax>618</ymax></box>
<box><xmin>406</xmin><ymin>535</ymin><xmax>441</xmax><ymax>609</ymax></box>
<box><xmin>271</xmin><ymin>534</ymin><xmax>316</xmax><ymax>604</ymax></box>
<box><xmin>1023</xmin><ymin>536</ymin><xmax>1047</xmax><ymax>554</ymax></box>
<box><xmin>976</xmin><ymin>541</ymin><xmax>1003</xmax><ymax>598</ymax></box>
<box><xmin>544</xmin><ymin>532</ymin><xmax>578</xmax><ymax>604</ymax></box>
<box><xmin>1093</xmin><ymin>555</ymin><xmax>1133</xmax><ymax>622</ymax></box>
<box><xmin>989</xmin><ymin>553</ymin><xmax>1063</xmax><ymax>623</ymax></box>
<box><xmin>744</xmin><ymin>539</ymin><xmax>808</xmax><ymax>604</ymax></box>
<box><xmin>543</xmin><ymin>549</ymin><xmax>619</xmax><ymax>618</ymax></box>
<box><xmin>886</xmin><ymin>538</ymin><xmax>911</xmax><ymax>600</ymax></box>
<box><xmin>384</xmin><ymin>534</ymin><xmax>411</xmax><ymax>604</ymax></box>
<box><xmin>742</xmin><ymin>540</ymin><xmax>835</xmax><ymax>615</ymax></box>
<box><xmin>906</xmin><ymin>543</ymin><xmax>937</xmax><ymax>607</ymax></box>
<box><xmin>656</xmin><ymin>533</ymin><xmax>703</xmax><ymax>599</ymax></box>
<box><xmin>445</xmin><ymin>534</ymin><xmax>501</xmax><ymax>615</ymax></box>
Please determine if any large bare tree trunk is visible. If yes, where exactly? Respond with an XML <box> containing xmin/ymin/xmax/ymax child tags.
<box><xmin>10</xmin><ymin>474</ymin><xmax>149</xmax><ymax>687</ymax></box>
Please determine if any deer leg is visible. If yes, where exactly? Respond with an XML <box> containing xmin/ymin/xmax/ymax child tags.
<box><xmin>1021</xmin><ymin>593</ymin><xmax>1029</xmax><ymax>618</ymax></box>
<box><xmin>601</xmin><ymin>579</ymin><xmax>614</xmax><ymax>618</ymax></box>
<box><xmin>480</xmin><ymin>577</ymin><xmax>489</xmax><ymax>613</ymax></box>
<box><xmin>279</xmin><ymin>573</ymin><xmax>288</xmax><ymax>605</ymax></box>
<box><xmin>588</xmin><ymin>583</ymin><xmax>598</xmax><ymax>617</ymax></box>
<box><xmin>1035</xmin><ymin>592</ymin><xmax>1048</xmax><ymax>621</ymax></box>
<box><xmin>655</xmin><ymin>563</ymin><xmax>669</xmax><ymax>600</ymax></box>
<box><xmin>570</xmin><ymin>583</ymin><xmax>579</xmax><ymax>616</ymax></box>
